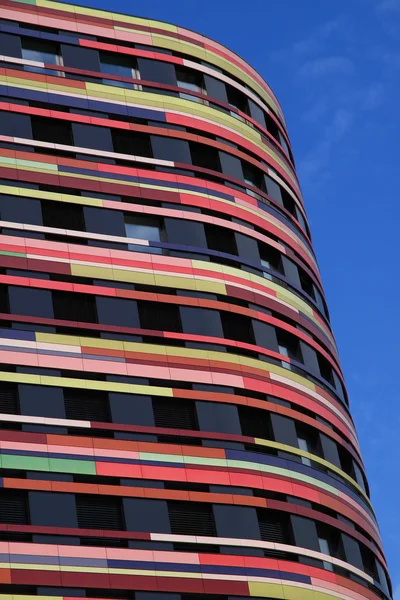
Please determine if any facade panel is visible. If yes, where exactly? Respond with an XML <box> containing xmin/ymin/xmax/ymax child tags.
<box><xmin>0</xmin><ymin>1</ymin><xmax>392</xmax><ymax>600</ymax></box>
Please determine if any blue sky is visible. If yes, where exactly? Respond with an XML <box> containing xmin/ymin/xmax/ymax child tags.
<box><xmin>70</xmin><ymin>0</ymin><xmax>400</xmax><ymax>590</ymax></box>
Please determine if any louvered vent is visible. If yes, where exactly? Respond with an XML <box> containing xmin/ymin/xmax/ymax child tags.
<box><xmin>76</xmin><ymin>496</ymin><xmax>124</xmax><ymax>531</ymax></box>
<box><xmin>168</xmin><ymin>501</ymin><xmax>216</xmax><ymax>536</ymax></box>
<box><xmin>0</xmin><ymin>492</ymin><xmax>28</xmax><ymax>524</ymax></box>
<box><xmin>64</xmin><ymin>389</ymin><xmax>110</xmax><ymax>422</ymax></box>
<box><xmin>153</xmin><ymin>398</ymin><xmax>198</xmax><ymax>430</ymax></box>
<box><xmin>0</xmin><ymin>384</ymin><xmax>18</xmax><ymax>414</ymax></box>
<box><xmin>259</xmin><ymin>516</ymin><xmax>286</xmax><ymax>544</ymax></box>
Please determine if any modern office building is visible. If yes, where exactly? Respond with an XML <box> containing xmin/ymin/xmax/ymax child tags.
<box><xmin>0</xmin><ymin>1</ymin><xmax>391</xmax><ymax>599</ymax></box>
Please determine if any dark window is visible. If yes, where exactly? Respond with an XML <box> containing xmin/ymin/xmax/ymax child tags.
<box><xmin>219</xmin><ymin>151</ymin><xmax>244</xmax><ymax>180</ymax></box>
<box><xmin>125</xmin><ymin>215</ymin><xmax>164</xmax><ymax>242</ymax></box>
<box><xmin>281</xmin><ymin>256</ymin><xmax>301</xmax><ymax>288</ymax></box>
<box><xmin>0</xmin><ymin>195</ymin><xmax>42</xmax><ymax>226</ymax></box>
<box><xmin>318</xmin><ymin>355</ymin><xmax>335</xmax><ymax>385</ymax></box>
<box><xmin>291</xmin><ymin>514</ymin><xmax>320</xmax><ymax>551</ymax></box>
<box><xmin>0</xmin><ymin>383</ymin><xmax>18</xmax><ymax>414</ymax></box>
<box><xmin>84</xmin><ymin>206</ymin><xmax>126</xmax><ymax>237</ymax></box>
<box><xmin>151</xmin><ymin>135</ymin><xmax>192</xmax><ymax>164</ymax></box>
<box><xmin>299</xmin><ymin>269</ymin><xmax>315</xmax><ymax>298</ymax></box>
<box><xmin>252</xmin><ymin>320</ymin><xmax>279</xmax><ymax>352</ymax></box>
<box><xmin>190</xmin><ymin>141</ymin><xmax>221</xmax><ymax>171</ymax></box>
<box><xmin>138</xmin><ymin>301</ymin><xmax>182</xmax><ymax>332</ymax></box>
<box><xmin>137</xmin><ymin>58</ymin><xmax>177</xmax><ymax>86</ymax></box>
<box><xmin>361</xmin><ymin>546</ymin><xmax>379</xmax><ymax>580</ymax></box>
<box><xmin>31</xmin><ymin>116</ymin><xmax>72</xmax><ymax>145</ymax></box>
<box><xmin>64</xmin><ymin>388</ymin><xmax>110</xmax><ymax>422</ymax></box>
<box><xmin>53</xmin><ymin>291</ymin><xmax>97</xmax><ymax>323</ymax></box>
<box><xmin>72</xmin><ymin>123</ymin><xmax>113</xmax><ymax>152</ymax></box>
<box><xmin>235</xmin><ymin>232</ymin><xmax>260</xmax><ymax>262</ymax></box>
<box><xmin>299</xmin><ymin>341</ymin><xmax>319</xmax><ymax>375</ymax></box>
<box><xmin>42</xmin><ymin>201</ymin><xmax>85</xmax><ymax>231</ymax></box>
<box><xmin>341</xmin><ymin>533</ymin><xmax>363</xmax><ymax>569</ymax></box>
<box><xmin>320</xmin><ymin>434</ymin><xmax>341</xmax><ymax>469</ymax></box>
<box><xmin>264</xmin><ymin>175</ymin><xmax>283</xmax><ymax>206</ymax></box>
<box><xmin>214</xmin><ymin>504</ymin><xmax>260</xmax><ymax>539</ymax></box>
<box><xmin>226</xmin><ymin>86</ymin><xmax>249</xmax><ymax>114</ymax></box>
<box><xmin>9</xmin><ymin>286</ymin><xmax>53</xmax><ymax>318</ymax></box>
<box><xmin>180</xmin><ymin>306</ymin><xmax>223</xmax><ymax>337</ymax></box>
<box><xmin>265</xmin><ymin>114</ymin><xmax>281</xmax><ymax>140</ymax></box>
<box><xmin>0</xmin><ymin>111</ymin><xmax>32</xmax><ymax>138</ymax></box>
<box><xmin>19</xmin><ymin>384</ymin><xmax>65</xmax><ymax>419</ymax></box>
<box><xmin>277</xmin><ymin>330</ymin><xmax>302</xmax><ymax>361</ymax></box>
<box><xmin>76</xmin><ymin>495</ymin><xmax>124</xmax><ymax>530</ymax></box>
<box><xmin>222</xmin><ymin>311</ymin><xmax>254</xmax><ymax>343</ymax></box>
<box><xmin>0</xmin><ymin>285</ymin><xmax>8</xmax><ymax>313</ymax></box>
<box><xmin>164</xmin><ymin>218</ymin><xmax>207</xmax><ymax>248</ymax></box>
<box><xmin>29</xmin><ymin>492</ymin><xmax>77</xmax><ymax>528</ymax></box>
<box><xmin>259</xmin><ymin>244</ymin><xmax>283</xmax><ymax>273</ymax></box>
<box><xmin>205</xmin><ymin>223</ymin><xmax>237</xmax><ymax>255</ymax></box>
<box><xmin>248</xmin><ymin>99</ymin><xmax>266</xmax><ymax>128</ymax></box>
<box><xmin>0</xmin><ymin>491</ymin><xmax>28</xmax><ymax>524</ymax></box>
<box><xmin>96</xmin><ymin>296</ymin><xmax>139</xmax><ymax>328</ymax></box>
<box><xmin>168</xmin><ymin>501</ymin><xmax>216</xmax><ymax>536</ymax></box>
<box><xmin>61</xmin><ymin>44</ymin><xmax>100</xmax><ymax>71</ymax></box>
<box><xmin>112</xmin><ymin>129</ymin><xmax>153</xmax><ymax>157</ymax></box>
<box><xmin>153</xmin><ymin>397</ymin><xmax>198</xmax><ymax>430</ymax></box>
<box><xmin>243</xmin><ymin>163</ymin><xmax>265</xmax><ymax>192</ymax></box>
<box><xmin>22</xmin><ymin>38</ymin><xmax>60</xmax><ymax>66</ymax></box>
<box><xmin>0</xmin><ymin>32</ymin><xmax>22</xmax><ymax>58</ymax></box>
<box><xmin>109</xmin><ymin>393</ymin><xmax>155</xmax><ymax>426</ymax></box>
<box><xmin>270</xmin><ymin>413</ymin><xmax>298</xmax><ymax>447</ymax></box>
<box><xmin>239</xmin><ymin>405</ymin><xmax>272</xmax><ymax>439</ymax></box>
<box><xmin>204</xmin><ymin>75</ymin><xmax>228</xmax><ymax>104</ymax></box>
<box><xmin>258</xmin><ymin>510</ymin><xmax>292</xmax><ymax>544</ymax></box>
<box><xmin>196</xmin><ymin>401</ymin><xmax>241</xmax><ymax>435</ymax></box>
<box><xmin>100</xmin><ymin>51</ymin><xmax>137</xmax><ymax>79</ymax></box>
<box><xmin>124</xmin><ymin>498</ymin><xmax>170</xmax><ymax>534</ymax></box>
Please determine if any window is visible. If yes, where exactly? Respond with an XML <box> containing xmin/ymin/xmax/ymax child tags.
<box><xmin>29</xmin><ymin>491</ymin><xmax>77</xmax><ymax>528</ymax></box>
<box><xmin>226</xmin><ymin>85</ymin><xmax>249</xmax><ymax>114</ymax></box>
<box><xmin>0</xmin><ymin>491</ymin><xmax>28</xmax><ymax>524</ymax></box>
<box><xmin>0</xmin><ymin>111</ymin><xmax>32</xmax><ymax>139</ymax></box>
<box><xmin>0</xmin><ymin>383</ymin><xmax>18</xmax><ymax>414</ymax></box>
<box><xmin>64</xmin><ymin>388</ymin><xmax>110</xmax><ymax>422</ymax></box>
<box><xmin>153</xmin><ymin>398</ymin><xmax>198</xmax><ymax>430</ymax></box>
<box><xmin>84</xmin><ymin>206</ymin><xmax>125</xmax><ymax>237</ymax></box>
<box><xmin>299</xmin><ymin>268</ymin><xmax>315</xmax><ymax>298</ymax></box>
<box><xmin>317</xmin><ymin>354</ymin><xmax>335</xmax><ymax>385</ymax></box>
<box><xmin>168</xmin><ymin>501</ymin><xmax>216</xmax><ymax>536</ymax></box>
<box><xmin>205</xmin><ymin>223</ymin><xmax>237</xmax><ymax>255</ymax></box>
<box><xmin>53</xmin><ymin>291</ymin><xmax>98</xmax><ymax>323</ymax></box>
<box><xmin>176</xmin><ymin>66</ymin><xmax>206</xmax><ymax>103</ymax></box>
<box><xmin>243</xmin><ymin>164</ymin><xmax>266</xmax><ymax>193</ymax></box>
<box><xmin>42</xmin><ymin>201</ymin><xmax>85</xmax><ymax>231</ymax></box>
<box><xmin>0</xmin><ymin>195</ymin><xmax>42</xmax><ymax>226</ymax></box>
<box><xmin>112</xmin><ymin>129</ymin><xmax>153</xmax><ymax>157</ymax></box>
<box><xmin>264</xmin><ymin>174</ymin><xmax>283</xmax><ymax>206</ymax></box>
<box><xmin>138</xmin><ymin>301</ymin><xmax>182</xmax><ymax>332</ymax></box>
<box><xmin>219</xmin><ymin>151</ymin><xmax>244</xmax><ymax>180</ymax></box>
<box><xmin>22</xmin><ymin>38</ymin><xmax>63</xmax><ymax>75</ymax></box>
<box><xmin>0</xmin><ymin>32</ymin><xmax>22</xmax><ymax>59</ymax></box>
<box><xmin>0</xmin><ymin>285</ymin><xmax>9</xmax><ymax>314</ymax></box>
<box><xmin>196</xmin><ymin>401</ymin><xmax>241</xmax><ymax>435</ymax></box>
<box><xmin>124</xmin><ymin>498</ymin><xmax>170</xmax><ymax>533</ymax></box>
<box><xmin>125</xmin><ymin>215</ymin><xmax>164</xmax><ymax>253</ymax></box>
<box><xmin>258</xmin><ymin>510</ymin><xmax>291</xmax><ymax>544</ymax></box>
<box><xmin>204</xmin><ymin>74</ymin><xmax>228</xmax><ymax>104</ymax></box>
<box><xmin>151</xmin><ymin>135</ymin><xmax>192</xmax><ymax>164</ymax></box>
<box><xmin>61</xmin><ymin>44</ymin><xmax>100</xmax><ymax>72</ymax></box>
<box><xmin>248</xmin><ymin>99</ymin><xmax>266</xmax><ymax>128</ymax></box>
<box><xmin>239</xmin><ymin>405</ymin><xmax>272</xmax><ymax>439</ymax></box>
<box><xmin>109</xmin><ymin>392</ymin><xmax>155</xmax><ymax>427</ymax></box>
<box><xmin>100</xmin><ymin>51</ymin><xmax>141</xmax><ymax>89</ymax></box>
<box><xmin>72</xmin><ymin>123</ymin><xmax>113</xmax><ymax>152</ymax></box>
<box><xmin>180</xmin><ymin>306</ymin><xmax>223</xmax><ymax>337</ymax></box>
<box><xmin>222</xmin><ymin>311</ymin><xmax>254</xmax><ymax>344</ymax></box>
<box><xmin>298</xmin><ymin>437</ymin><xmax>312</xmax><ymax>466</ymax></box>
<box><xmin>31</xmin><ymin>116</ymin><xmax>72</xmax><ymax>145</ymax></box>
<box><xmin>190</xmin><ymin>141</ymin><xmax>221</xmax><ymax>171</ymax></box>
<box><xmin>76</xmin><ymin>495</ymin><xmax>124</xmax><ymax>530</ymax></box>
<box><xmin>9</xmin><ymin>286</ymin><xmax>53</xmax><ymax>319</ymax></box>
<box><xmin>19</xmin><ymin>384</ymin><xmax>65</xmax><ymax>419</ymax></box>
<box><xmin>164</xmin><ymin>218</ymin><xmax>207</xmax><ymax>248</ymax></box>
<box><xmin>137</xmin><ymin>58</ymin><xmax>177</xmax><ymax>86</ymax></box>
<box><xmin>96</xmin><ymin>296</ymin><xmax>139</xmax><ymax>328</ymax></box>
<box><xmin>277</xmin><ymin>330</ymin><xmax>302</xmax><ymax>363</ymax></box>
<box><xmin>214</xmin><ymin>505</ymin><xmax>260</xmax><ymax>539</ymax></box>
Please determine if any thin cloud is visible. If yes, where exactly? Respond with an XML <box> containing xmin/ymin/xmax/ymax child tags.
<box><xmin>298</xmin><ymin>56</ymin><xmax>354</xmax><ymax>78</ymax></box>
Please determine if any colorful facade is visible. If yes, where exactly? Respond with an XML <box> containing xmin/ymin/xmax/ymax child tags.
<box><xmin>0</xmin><ymin>1</ymin><xmax>392</xmax><ymax>600</ymax></box>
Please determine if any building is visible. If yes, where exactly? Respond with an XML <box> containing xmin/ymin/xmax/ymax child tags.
<box><xmin>0</xmin><ymin>1</ymin><xmax>392</xmax><ymax>599</ymax></box>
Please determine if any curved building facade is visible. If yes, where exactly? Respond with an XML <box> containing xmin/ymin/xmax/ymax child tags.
<box><xmin>0</xmin><ymin>1</ymin><xmax>392</xmax><ymax>600</ymax></box>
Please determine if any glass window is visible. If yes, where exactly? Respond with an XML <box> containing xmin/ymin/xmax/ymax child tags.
<box><xmin>318</xmin><ymin>537</ymin><xmax>333</xmax><ymax>571</ymax></box>
<box><xmin>298</xmin><ymin>437</ymin><xmax>312</xmax><ymax>466</ymax></box>
<box><xmin>22</xmin><ymin>39</ymin><xmax>60</xmax><ymax>64</ymax></box>
<box><xmin>100</xmin><ymin>51</ymin><xmax>141</xmax><ymax>89</ymax></box>
<box><xmin>176</xmin><ymin>66</ymin><xmax>206</xmax><ymax>104</ymax></box>
<box><xmin>125</xmin><ymin>216</ymin><xmax>163</xmax><ymax>242</ymax></box>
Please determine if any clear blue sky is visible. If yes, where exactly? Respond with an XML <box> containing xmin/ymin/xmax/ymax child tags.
<box><xmin>70</xmin><ymin>0</ymin><xmax>400</xmax><ymax>591</ymax></box>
